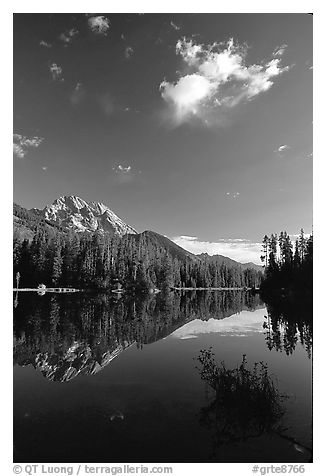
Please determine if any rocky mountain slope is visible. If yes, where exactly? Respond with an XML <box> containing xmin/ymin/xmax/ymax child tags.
<box><xmin>31</xmin><ymin>195</ymin><xmax>137</xmax><ymax>236</ymax></box>
<box><xmin>13</xmin><ymin>196</ymin><xmax>262</xmax><ymax>272</ymax></box>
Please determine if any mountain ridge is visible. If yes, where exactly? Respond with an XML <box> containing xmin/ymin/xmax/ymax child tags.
<box><xmin>30</xmin><ymin>195</ymin><xmax>137</xmax><ymax>236</ymax></box>
<box><xmin>198</xmin><ymin>252</ymin><xmax>262</xmax><ymax>271</ymax></box>
<box><xmin>13</xmin><ymin>195</ymin><xmax>262</xmax><ymax>271</ymax></box>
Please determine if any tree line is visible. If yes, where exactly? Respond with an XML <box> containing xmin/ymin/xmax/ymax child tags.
<box><xmin>13</xmin><ymin>225</ymin><xmax>263</xmax><ymax>291</ymax></box>
<box><xmin>260</xmin><ymin>228</ymin><xmax>313</xmax><ymax>297</ymax></box>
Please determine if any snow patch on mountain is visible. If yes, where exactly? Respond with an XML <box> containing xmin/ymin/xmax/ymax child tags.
<box><xmin>32</xmin><ymin>195</ymin><xmax>137</xmax><ymax>236</ymax></box>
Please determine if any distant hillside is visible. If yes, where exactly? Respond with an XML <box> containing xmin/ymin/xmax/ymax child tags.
<box><xmin>198</xmin><ymin>253</ymin><xmax>263</xmax><ymax>272</ymax></box>
<box><xmin>13</xmin><ymin>203</ymin><xmax>64</xmax><ymax>242</ymax></box>
<box><xmin>240</xmin><ymin>262</ymin><xmax>263</xmax><ymax>272</ymax></box>
<box><xmin>133</xmin><ymin>231</ymin><xmax>197</xmax><ymax>262</ymax></box>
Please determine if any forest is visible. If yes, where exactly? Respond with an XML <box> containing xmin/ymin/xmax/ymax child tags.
<box><xmin>13</xmin><ymin>224</ymin><xmax>263</xmax><ymax>291</ymax></box>
<box><xmin>260</xmin><ymin>229</ymin><xmax>313</xmax><ymax>299</ymax></box>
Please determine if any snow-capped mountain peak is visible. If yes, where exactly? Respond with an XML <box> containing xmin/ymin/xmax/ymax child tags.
<box><xmin>33</xmin><ymin>195</ymin><xmax>137</xmax><ymax>236</ymax></box>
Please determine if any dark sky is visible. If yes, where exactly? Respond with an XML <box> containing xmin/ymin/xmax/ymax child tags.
<box><xmin>13</xmin><ymin>13</ymin><xmax>312</xmax><ymax>263</ymax></box>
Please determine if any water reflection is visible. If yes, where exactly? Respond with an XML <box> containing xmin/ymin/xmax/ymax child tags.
<box><xmin>196</xmin><ymin>350</ymin><xmax>312</xmax><ymax>461</ymax></box>
<box><xmin>13</xmin><ymin>290</ymin><xmax>312</xmax><ymax>463</ymax></box>
<box><xmin>263</xmin><ymin>297</ymin><xmax>312</xmax><ymax>358</ymax></box>
<box><xmin>14</xmin><ymin>291</ymin><xmax>263</xmax><ymax>382</ymax></box>
<box><xmin>197</xmin><ymin>351</ymin><xmax>285</xmax><ymax>456</ymax></box>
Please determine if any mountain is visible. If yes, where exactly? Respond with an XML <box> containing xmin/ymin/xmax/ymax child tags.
<box><xmin>31</xmin><ymin>195</ymin><xmax>137</xmax><ymax>236</ymax></box>
<box><xmin>128</xmin><ymin>233</ymin><xmax>262</xmax><ymax>270</ymax></box>
<box><xmin>198</xmin><ymin>253</ymin><xmax>263</xmax><ymax>272</ymax></box>
<box><xmin>14</xmin><ymin>336</ymin><xmax>133</xmax><ymax>383</ymax></box>
<box><xmin>239</xmin><ymin>262</ymin><xmax>263</xmax><ymax>272</ymax></box>
<box><xmin>13</xmin><ymin>292</ymin><xmax>264</xmax><ymax>383</ymax></box>
<box><xmin>13</xmin><ymin>202</ymin><xmax>65</xmax><ymax>241</ymax></box>
<box><xmin>13</xmin><ymin>196</ymin><xmax>262</xmax><ymax>272</ymax></box>
<box><xmin>130</xmin><ymin>230</ymin><xmax>197</xmax><ymax>262</ymax></box>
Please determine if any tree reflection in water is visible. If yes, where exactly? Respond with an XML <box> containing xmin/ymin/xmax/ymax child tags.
<box><xmin>262</xmin><ymin>296</ymin><xmax>312</xmax><ymax>358</ymax></box>
<box><xmin>13</xmin><ymin>291</ymin><xmax>264</xmax><ymax>382</ymax></box>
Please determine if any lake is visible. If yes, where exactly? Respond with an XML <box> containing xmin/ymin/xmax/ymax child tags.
<box><xmin>13</xmin><ymin>290</ymin><xmax>312</xmax><ymax>463</ymax></box>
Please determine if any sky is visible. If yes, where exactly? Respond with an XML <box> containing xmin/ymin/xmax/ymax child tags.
<box><xmin>13</xmin><ymin>13</ymin><xmax>313</xmax><ymax>264</ymax></box>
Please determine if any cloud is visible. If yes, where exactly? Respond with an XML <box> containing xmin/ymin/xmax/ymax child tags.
<box><xmin>275</xmin><ymin>144</ymin><xmax>291</xmax><ymax>157</ymax></box>
<box><xmin>13</xmin><ymin>134</ymin><xmax>44</xmax><ymax>158</ymax></box>
<box><xmin>70</xmin><ymin>82</ymin><xmax>85</xmax><ymax>105</ymax></box>
<box><xmin>178</xmin><ymin>235</ymin><xmax>198</xmax><ymax>241</ymax></box>
<box><xmin>49</xmin><ymin>63</ymin><xmax>63</xmax><ymax>81</ymax></box>
<box><xmin>160</xmin><ymin>73</ymin><xmax>214</xmax><ymax>122</ymax></box>
<box><xmin>170</xmin><ymin>21</ymin><xmax>181</xmax><ymax>31</ymax></box>
<box><xmin>13</xmin><ymin>143</ymin><xmax>25</xmax><ymax>158</ymax></box>
<box><xmin>160</xmin><ymin>37</ymin><xmax>289</xmax><ymax>126</ymax></box>
<box><xmin>289</xmin><ymin>232</ymin><xmax>310</xmax><ymax>240</ymax></box>
<box><xmin>59</xmin><ymin>28</ymin><xmax>78</xmax><ymax>45</ymax></box>
<box><xmin>112</xmin><ymin>164</ymin><xmax>135</xmax><ymax>184</ymax></box>
<box><xmin>273</xmin><ymin>44</ymin><xmax>287</xmax><ymax>57</ymax></box>
<box><xmin>171</xmin><ymin>309</ymin><xmax>266</xmax><ymax>339</ymax></box>
<box><xmin>124</xmin><ymin>46</ymin><xmax>134</xmax><ymax>59</ymax></box>
<box><xmin>116</xmin><ymin>165</ymin><xmax>131</xmax><ymax>173</ymax></box>
<box><xmin>226</xmin><ymin>191</ymin><xmax>240</xmax><ymax>199</ymax></box>
<box><xmin>277</xmin><ymin>144</ymin><xmax>290</xmax><ymax>153</ymax></box>
<box><xmin>172</xmin><ymin>235</ymin><xmax>262</xmax><ymax>264</ymax></box>
<box><xmin>88</xmin><ymin>16</ymin><xmax>110</xmax><ymax>35</ymax></box>
<box><xmin>40</xmin><ymin>40</ymin><xmax>52</xmax><ymax>48</ymax></box>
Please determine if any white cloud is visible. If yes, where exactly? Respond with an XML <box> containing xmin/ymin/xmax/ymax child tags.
<box><xmin>172</xmin><ymin>235</ymin><xmax>262</xmax><ymax>264</ymax></box>
<box><xmin>273</xmin><ymin>44</ymin><xmax>287</xmax><ymax>57</ymax></box>
<box><xmin>178</xmin><ymin>235</ymin><xmax>198</xmax><ymax>241</ymax></box>
<box><xmin>49</xmin><ymin>63</ymin><xmax>63</xmax><ymax>81</ymax></box>
<box><xmin>160</xmin><ymin>37</ymin><xmax>289</xmax><ymax>126</ymax></box>
<box><xmin>170</xmin><ymin>21</ymin><xmax>181</xmax><ymax>31</ymax></box>
<box><xmin>40</xmin><ymin>40</ymin><xmax>52</xmax><ymax>48</ymax></box>
<box><xmin>88</xmin><ymin>16</ymin><xmax>110</xmax><ymax>35</ymax></box>
<box><xmin>276</xmin><ymin>144</ymin><xmax>290</xmax><ymax>154</ymax></box>
<box><xmin>176</xmin><ymin>38</ymin><xmax>203</xmax><ymax>65</ymax></box>
<box><xmin>116</xmin><ymin>165</ymin><xmax>131</xmax><ymax>173</ymax></box>
<box><xmin>59</xmin><ymin>28</ymin><xmax>78</xmax><ymax>45</ymax></box>
<box><xmin>289</xmin><ymin>232</ymin><xmax>310</xmax><ymax>239</ymax></box>
<box><xmin>112</xmin><ymin>164</ymin><xmax>135</xmax><ymax>184</ymax></box>
<box><xmin>13</xmin><ymin>143</ymin><xmax>25</xmax><ymax>158</ymax></box>
<box><xmin>170</xmin><ymin>309</ymin><xmax>266</xmax><ymax>339</ymax></box>
<box><xmin>226</xmin><ymin>191</ymin><xmax>240</xmax><ymax>199</ymax></box>
<box><xmin>124</xmin><ymin>46</ymin><xmax>134</xmax><ymax>59</ymax></box>
<box><xmin>160</xmin><ymin>74</ymin><xmax>214</xmax><ymax>123</ymax></box>
<box><xmin>13</xmin><ymin>134</ymin><xmax>44</xmax><ymax>158</ymax></box>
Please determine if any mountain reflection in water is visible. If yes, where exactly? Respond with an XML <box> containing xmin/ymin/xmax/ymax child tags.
<box><xmin>13</xmin><ymin>290</ymin><xmax>312</xmax><ymax>463</ymax></box>
<box><xmin>14</xmin><ymin>291</ymin><xmax>263</xmax><ymax>382</ymax></box>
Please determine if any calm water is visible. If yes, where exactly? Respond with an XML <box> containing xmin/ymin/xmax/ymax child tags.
<box><xmin>13</xmin><ymin>291</ymin><xmax>312</xmax><ymax>463</ymax></box>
